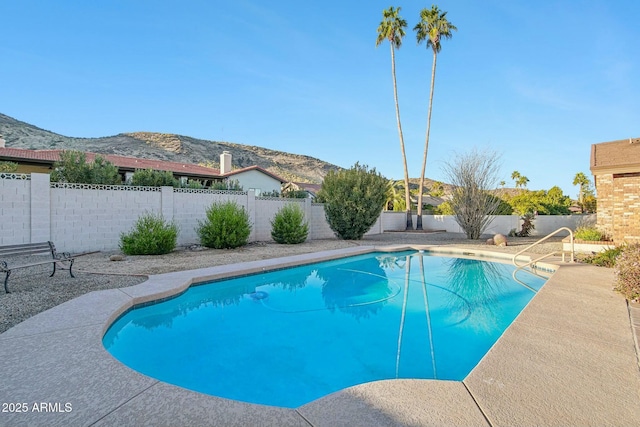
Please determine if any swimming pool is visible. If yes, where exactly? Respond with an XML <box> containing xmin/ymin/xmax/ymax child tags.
<box><xmin>103</xmin><ymin>251</ymin><xmax>546</xmax><ymax>408</ymax></box>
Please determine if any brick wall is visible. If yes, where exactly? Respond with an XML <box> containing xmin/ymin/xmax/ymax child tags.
<box><xmin>596</xmin><ymin>173</ymin><xmax>640</xmax><ymax>243</ymax></box>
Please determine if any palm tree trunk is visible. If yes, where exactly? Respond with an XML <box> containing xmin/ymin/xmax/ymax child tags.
<box><xmin>416</xmin><ymin>51</ymin><xmax>438</xmax><ymax>230</ymax></box>
<box><xmin>390</xmin><ymin>44</ymin><xmax>413</xmax><ymax>230</ymax></box>
<box><xmin>418</xmin><ymin>255</ymin><xmax>437</xmax><ymax>377</ymax></box>
<box><xmin>396</xmin><ymin>255</ymin><xmax>411</xmax><ymax>377</ymax></box>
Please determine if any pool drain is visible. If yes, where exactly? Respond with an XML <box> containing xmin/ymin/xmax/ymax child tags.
<box><xmin>249</xmin><ymin>291</ymin><xmax>269</xmax><ymax>300</ymax></box>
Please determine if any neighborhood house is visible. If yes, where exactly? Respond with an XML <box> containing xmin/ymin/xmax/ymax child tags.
<box><xmin>0</xmin><ymin>147</ymin><xmax>285</xmax><ymax>195</ymax></box>
<box><xmin>591</xmin><ymin>137</ymin><xmax>640</xmax><ymax>243</ymax></box>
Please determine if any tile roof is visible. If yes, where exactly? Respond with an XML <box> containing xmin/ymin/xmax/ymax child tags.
<box><xmin>0</xmin><ymin>147</ymin><xmax>289</xmax><ymax>182</ymax></box>
<box><xmin>590</xmin><ymin>137</ymin><xmax>640</xmax><ymax>173</ymax></box>
<box><xmin>0</xmin><ymin>147</ymin><xmax>63</xmax><ymax>162</ymax></box>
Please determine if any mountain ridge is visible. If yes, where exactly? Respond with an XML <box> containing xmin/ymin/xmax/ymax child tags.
<box><xmin>0</xmin><ymin>113</ymin><xmax>339</xmax><ymax>183</ymax></box>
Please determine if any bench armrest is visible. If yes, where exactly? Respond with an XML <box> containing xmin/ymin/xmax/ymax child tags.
<box><xmin>53</xmin><ymin>252</ymin><xmax>74</xmax><ymax>261</ymax></box>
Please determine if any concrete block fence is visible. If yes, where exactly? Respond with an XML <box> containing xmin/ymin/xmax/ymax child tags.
<box><xmin>382</xmin><ymin>211</ymin><xmax>593</xmax><ymax>237</ymax></box>
<box><xmin>0</xmin><ymin>173</ymin><xmax>589</xmax><ymax>253</ymax></box>
<box><xmin>0</xmin><ymin>174</ymin><xmax>381</xmax><ymax>253</ymax></box>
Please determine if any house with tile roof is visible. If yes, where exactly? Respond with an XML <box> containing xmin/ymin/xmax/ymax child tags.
<box><xmin>281</xmin><ymin>182</ymin><xmax>322</xmax><ymax>199</ymax></box>
<box><xmin>590</xmin><ymin>137</ymin><xmax>640</xmax><ymax>243</ymax></box>
<box><xmin>0</xmin><ymin>147</ymin><xmax>286</xmax><ymax>195</ymax></box>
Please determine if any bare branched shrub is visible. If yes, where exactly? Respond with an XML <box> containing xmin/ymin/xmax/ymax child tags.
<box><xmin>614</xmin><ymin>244</ymin><xmax>640</xmax><ymax>302</ymax></box>
<box><xmin>442</xmin><ymin>149</ymin><xmax>503</xmax><ymax>239</ymax></box>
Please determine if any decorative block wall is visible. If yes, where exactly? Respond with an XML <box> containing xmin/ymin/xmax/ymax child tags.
<box><xmin>0</xmin><ymin>173</ymin><xmax>592</xmax><ymax>252</ymax></box>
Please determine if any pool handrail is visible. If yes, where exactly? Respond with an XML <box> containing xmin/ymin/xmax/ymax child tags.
<box><xmin>512</xmin><ymin>227</ymin><xmax>575</xmax><ymax>271</ymax></box>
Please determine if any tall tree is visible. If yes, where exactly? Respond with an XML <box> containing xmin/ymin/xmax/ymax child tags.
<box><xmin>376</xmin><ymin>6</ymin><xmax>413</xmax><ymax>230</ymax></box>
<box><xmin>573</xmin><ymin>172</ymin><xmax>590</xmax><ymax>212</ymax></box>
<box><xmin>511</xmin><ymin>170</ymin><xmax>529</xmax><ymax>189</ymax></box>
<box><xmin>414</xmin><ymin>5</ymin><xmax>457</xmax><ymax>230</ymax></box>
<box><xmin>573</xmin><ymin>172</ymin><xmax>597</xmax><ymax>213</ymax></box>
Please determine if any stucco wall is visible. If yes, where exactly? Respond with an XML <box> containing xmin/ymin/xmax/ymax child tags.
<box><xmin>231</xmin><ymin>169</ymin><xmax>281</xmax><ymax>195</ymax></box>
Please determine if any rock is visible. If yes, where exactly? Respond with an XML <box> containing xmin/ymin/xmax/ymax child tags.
<box><xmin>493</xmin><ymin>233</ymin><xmax>508</xmax><ymax>247</ymax></box>
<box><xmin>486</xmin><ymin>238</ymin><xmax>495</xmax><ymax>245</ymax></box>
<box><xmin>109</xmin><ymin>254</ymin><xmax>125</xmax><ymax>261</ymax></box>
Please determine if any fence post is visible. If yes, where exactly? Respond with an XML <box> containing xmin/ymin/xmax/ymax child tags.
<box><xmin>247</xmin><ymin>189</ymin><xmax>256</xmax><ymax>242</ymax></box>
<box><xmin>304</xmin><ymin>198</ymin><xmax>312</xmax><ymax>241</ymax></box>
<box><xmin>161</xmin><ymin>186</ymin><xmax>174</xmax><ymax>221</ymax></box>
<box><xmin>30</xmin><ymin>173</ymin><xmax>51</xmax><ymax>243</ymax></box>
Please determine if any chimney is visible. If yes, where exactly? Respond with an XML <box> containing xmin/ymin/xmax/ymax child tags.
<box><xmin>0</xmin><ymin>135</ymin><xmax>5</xmax><ymax>148</ymax></box>
<box><xmin>220</xmin><ymin>151</ymin><xmax>232</xmax><ymax>174</ymax></box>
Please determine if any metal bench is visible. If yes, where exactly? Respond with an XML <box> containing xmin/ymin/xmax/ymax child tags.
<box><xmin>0</xmin><ymin>242</ymin><xmax>75</xmax><ymax>293</ymax></box>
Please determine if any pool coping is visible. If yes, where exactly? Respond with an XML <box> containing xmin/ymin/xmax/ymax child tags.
<box><xmin>1</xmin><ymin>245</ymin><xmax>639</xmax><ymax>427</ymax></box>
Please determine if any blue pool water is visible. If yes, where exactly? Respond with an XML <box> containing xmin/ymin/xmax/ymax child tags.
<box><xmin>103</xmin><ymin>251</ymin><xmax>546</xmax><ymax>408</ymax></box>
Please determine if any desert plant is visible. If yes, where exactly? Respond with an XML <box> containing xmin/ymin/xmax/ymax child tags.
<box><xmin>120</xmin><ymin>213</ymin><xmax>178</xmax><ymax>255</ymax></box>
<box><xmin>582</xmin><ymin>245</ymin><xmax>624</xmax><ymax>268</ymax></box>
<box><xmin>517</xmin><ymin>212</ymin><xmax>536</xmax><ymax>237</ymax></box>
<box><xmin>574</xmin><ymin>226</ymin><xmax>606</xmax><ymax>241</ymax></box>
<box><xmin>316</xmin><ymin>163</ymin><xmax>388</xmax><ymax>240</ymax></box>
<box><xmin>442</xmin><ymin>148</ymin><xmax>503</xmax><ymax>239</ymax></box>
<box><xmin>196</xmin><ymin>201</ymin><xmax>251</xmax><ymax>249</ymax></box>
<box><xmin>129</xmin><ymin>169</ymin><xmax>179</xmax><ymax>187</ymax></box>
<box><xmin>614</xmin><ymin>244</ymin><xmax>640</xmax><ymax>302</ymax></box>
<box><xmin>271</xmin><ymin>204</ymin><xmax>309</xmax><ymax>244</ymax></box>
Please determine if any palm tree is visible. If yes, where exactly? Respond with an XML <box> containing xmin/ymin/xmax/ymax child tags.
<box><xmin>377</xmin><ymin>6</ymin><xmax>413</xmax><ymax>230</ymax></box>
<box><xmin>573</xmin><ymin>172</ymin><xmax>590</xmax><ymax>213</ymax></box>
<box><xmin>385</xmin><ymin>179</ymin><xmax>407</xmax><ymax>211</ymax></box>
<box><xmin>511</xmin><ymin>170</ymin><xmax>529</xmax><ymax>189</ymax></box>
<box><xmin>414</xmin><ymin>5</ymin><xmax>457</xmax><ymax>230</ymax></box>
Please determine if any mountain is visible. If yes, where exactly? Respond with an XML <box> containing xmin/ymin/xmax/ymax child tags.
<box><xmin>0</xmin><ymin>113</ymin><xmax>339</xmax><ymax>184</ymax></box>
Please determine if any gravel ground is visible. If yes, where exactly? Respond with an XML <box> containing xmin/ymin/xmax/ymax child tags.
<box><xmin>0</xmin><ymin>232</ymin><xmax>565</xmax><ymax>334</ymax></box>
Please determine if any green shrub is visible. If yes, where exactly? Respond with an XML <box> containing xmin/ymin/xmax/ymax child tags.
<box><xmin>574</xmin><ymin>226</ymin><xmax>606</xmax><ymax>241</ymax></box>
<box><xmin>129</xmin><ymin>169</ymin><xmax>179</xmax><ymax>187</ymax></box>
<box><xmin>50</xmin><ymin>150</ymin><xmax>121</xmax><ymax>184</ymax></box>
<box><xmin>271</xmin><ymin>204</ymin><xmax>309</xmax><ymax>244</ymax></box>
<box><xmin>582</xmin><ymin>245</ymin><xmax>624</xmax><ymax>268</ymax></box>
<box><xmin>210</xmin><ymin>179</ymin><xmax>243</xmax><ymax>191</ymax></box>
<box><xmin>197</xmin><ymin>201</ymin><xmax>251</xmax><ymax>249</ymax></box>
<box><xmin>614</xmin><ymin>244</ymin><xmax>640</xmax><ymax>302</ymax></box>
<box><xmin>316</xmin><ymin>163</ymin><xmax>387</xmax><ymax>240</ymax></box>
<box><xmin>0</xmin><ymin>161</ymin><xmax>18</xmax><ymax>172</ymax></box>
<box><xmin>182</xmin><ymin>180</ymin><xmax>204</xmax><ymax>189</ymax></box>
<box><xmin>434</xmin><ymin>201</ymin><xmax>454</xmax><ymax>215</ymax></box>
<box><xmin>283</xmin><ymin>190</ymin><xmax>308</xmax><ymax>199</ymax></box>
<box><xmin>120</xmin><ymin>213</ymin><xmax>178</xmax><ymax>255</ymax></box>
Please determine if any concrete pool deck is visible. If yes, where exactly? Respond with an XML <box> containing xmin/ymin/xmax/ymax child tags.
<box><xmin>1</xmin><ymin>245</ymin><xmax>639</xmax><ymax>427</ymax></box>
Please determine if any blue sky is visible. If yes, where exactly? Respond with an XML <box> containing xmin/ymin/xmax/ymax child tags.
<box><xmin>1</xmin><ymin>0</ymin><xmax>638</xmax><ymax>197</ymax></box>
